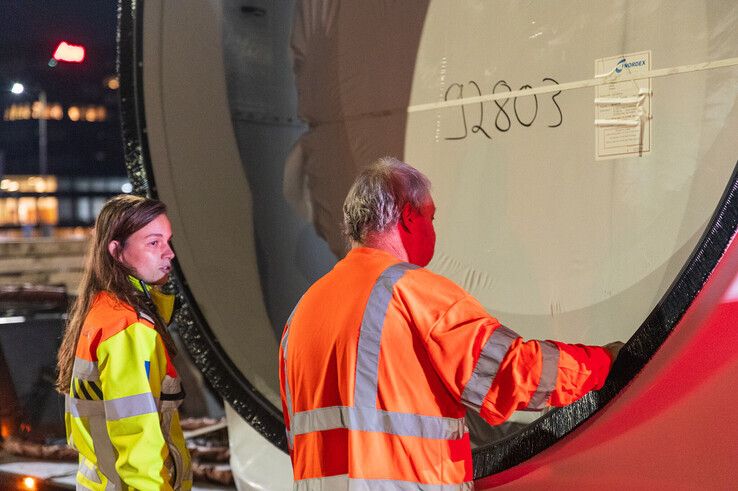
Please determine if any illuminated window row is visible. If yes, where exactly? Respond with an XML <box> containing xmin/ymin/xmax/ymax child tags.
<box><xmin>3</xmin><ymin>103</ymin><xmax>108</xmax><ymax>122</ymax></box>
<box><xmin>0</xmin><ymin>196</ymin><xmax>58</xmax><ymax>226</ymax></box>
<box><xmin>0</xmin><ymin>176</ymin><xmax>57</xmax><ymax>193</ymax></box>
<box><xmin>0</xmin><ymin>176</ymin><xmax>132</xmax><ymax>227</ymax></box>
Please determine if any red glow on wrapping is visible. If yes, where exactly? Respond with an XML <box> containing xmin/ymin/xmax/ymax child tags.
<box><xmin>475</xmin><ymin>234</ymin><xmax>738</xmax><ymax>489</ymax></box>
<box><xmin>53</xmin><ymin>41</ymin><xmax>85</xmax><ymax>63</ymax></box>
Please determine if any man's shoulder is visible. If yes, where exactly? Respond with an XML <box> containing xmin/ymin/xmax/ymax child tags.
<box><xmin>403</xmin><ymin>265</ymin><xmax>467</xmax><ymax>294</ymax></box>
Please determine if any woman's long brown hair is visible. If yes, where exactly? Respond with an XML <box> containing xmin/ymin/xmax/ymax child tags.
<box><xmin>56</xmin><ymin>194</ymin><xmax>177</xmax><ymax>393</ymax></box>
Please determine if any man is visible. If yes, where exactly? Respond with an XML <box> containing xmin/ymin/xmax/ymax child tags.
<box><xmin>279</xmin><ymin>157</ymin><xmax>623</xmax><ymax>489</ymax></box>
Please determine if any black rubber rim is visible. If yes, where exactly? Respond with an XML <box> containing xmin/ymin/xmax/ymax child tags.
<box><xmin>117</xmin><ymin>0</ymin><xmax>287</xmax><ymax>449</ymax></box>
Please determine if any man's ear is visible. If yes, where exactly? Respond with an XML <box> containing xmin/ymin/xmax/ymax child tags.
<box><xmin>108</xmin><ymin>240</ymin><xmax>122</xmax><ymax>261</ymax></box>
<box><xmin>399</xmin><ymin>203</ymin><xmax>414</xmax><ymax>232</ymax></box>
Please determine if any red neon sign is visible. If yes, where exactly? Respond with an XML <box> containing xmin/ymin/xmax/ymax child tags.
<box><xmin>53</xmin><ymin>41</ymin><xmax>85</xmax><ymax>63</ymax></box>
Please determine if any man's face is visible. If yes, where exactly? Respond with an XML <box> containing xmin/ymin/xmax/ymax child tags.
<box><xmin>399</xmin><ymin>198</ymin><xmax>436</xmax><ymax>267</ymax></box>
<box><xmin>111</xmin><ymin>213</ymin><xmax>175</xmax><ymax>284</ymax></box>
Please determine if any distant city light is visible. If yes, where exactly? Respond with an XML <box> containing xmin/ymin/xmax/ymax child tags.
<box><xmin>4</xmin><ymin>103</ymin><xmax>106</xmax><ymax>122</ymax></box>
<box><xmin>121</xmin><ymin>182</ymin><xmax>133</xmax><ymax>193</ymax></box>
<box><xmin>67</xmin><ymin>106</ymin><xmax>80</xmax><ymax>121</ymax></box>
<box><xmin>104</xmin><ymin>76</ymin><xmax>120</xmax><ymax>90</ymax></box>
<box><xmin>53</xmin><ymin>41</ymin><xmax>85</xmax><ymax>63</ymax></box>
<box><xmin>0</xmin><ymin>179</ymin><xmax>20</xmax><ymax>192</ymax></box>
<box><xmin>21</xmin><ymin>476</ymin><xmax>37</xmax><ymax>490</ymax></box>
<box><xmin>10</xmin><ymin>82</ymin><xmax>24</xmax><ymax>94</ymax></box>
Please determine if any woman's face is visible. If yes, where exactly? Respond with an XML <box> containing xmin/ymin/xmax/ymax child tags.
<box><xmin>111</xmin><ymin>213</ymin><xmax>175</xmax><ymax>284</ymax></box>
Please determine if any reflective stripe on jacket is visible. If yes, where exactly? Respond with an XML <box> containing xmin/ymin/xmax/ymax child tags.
<box><xmin>66</xmin><ymin>282</ymin><xmax>192</xmax><ymax>491</ymax></box>
<box><xmin>279</xmin><ymin>247</ymin><xmax>613</xmax><ymax>489</ymax></box>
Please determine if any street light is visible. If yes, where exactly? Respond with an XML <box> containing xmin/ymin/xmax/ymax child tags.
<box><xmin>8</xmin><ymin>83</ymin><xmax>47</xmax><ymax>177</ymax></box>
<box><xmin>8</xmin><ymin>82</ymin><xmax>50</xmax><ymax>236</ymax></box>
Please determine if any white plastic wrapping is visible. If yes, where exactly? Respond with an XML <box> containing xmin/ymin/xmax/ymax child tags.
<box><xmin>226</xmin><ymin>404</ymin><xmax>292</xmax><ymax>491</ymax></box>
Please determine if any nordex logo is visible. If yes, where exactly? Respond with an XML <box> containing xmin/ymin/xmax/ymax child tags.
<box><xmin>614</xmin><ymin>57</ymin><xmax>646</xmax><ymax>74</ymax></box>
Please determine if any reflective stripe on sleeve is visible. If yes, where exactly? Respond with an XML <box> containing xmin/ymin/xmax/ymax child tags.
<box><xmin>67</xmin><ymin>392</ymin><xmax>159</xmax><ymax>420</ymax></box>
<box><xmin>354</xmin><ymin>263</ymin><xmax>418</xmax><ymax>407</ymax></box>
<box><xmin>461</xmin><ymin>325</ymin><xmax>519</xmax><ymax>411</ymax></box>
<box><xmin>281</xmin><ymin>324</ymin><xmax>295</xmax><ymax>448</ymax></box>
<box><xmin>295</xmin><ymin>474</ymin><xmax>474</xmax><ymax>490</ymax></box>
<box><xmin>72</xmin><ymin>357</ymin><xmax>100</xmax><ymax>381</ymax></box>
<box><xmin>282</xmin><ymin>300</ymin><xmax>301</xmax><ymax>447</ymax></box>
<box><xmin>524</xmin><ymin>340</ymin><xmax>560</xmax><ymax>411</ymax></box>
<box><xmin>87</xmin><ymin>414</ymin><xmax>124</xmax><ymax>490</ymax></box>
<box><xmin>78</xmin><ymin>461</ymin><xmax>102</xmax><ymax>484</ymax></box>
<box><xmin>104</xmin><ymin>392</ymin><xmax>158</xmax><ymax>420</ymax></box>
<box><xmin>66</xmin><ymin>394</ymin><xmax>105</xmax><ymax>417</ymax></box>
<box><xmin>291</xmin><ymin>405</ymin><xmax>466</xmax><ymax>440</ymax></box>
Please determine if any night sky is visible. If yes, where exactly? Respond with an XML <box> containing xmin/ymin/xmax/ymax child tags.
<box><xmin>0</xmin><ymin>0</ymin><xmax>124</xmax><ymax>177</ymax></box>
<box><xmin>0</xmin><ymin>0</ymin><xmax>118</xmax><ymax>98</ymax></box>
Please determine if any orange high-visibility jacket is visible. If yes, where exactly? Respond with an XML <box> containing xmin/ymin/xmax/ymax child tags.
<box><xmin>279</xmin><ymin>247</ymin><xmax>614</xmax><ymax>489</ymax></box>
<box><xmin>65</xmin><ymin>279</ymin><xmax>191</xmax><ymax>490</ymax></box>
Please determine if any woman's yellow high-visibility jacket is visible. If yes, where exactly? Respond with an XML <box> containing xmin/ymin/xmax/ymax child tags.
<box><xmin>65</xmin><ymin>279</ymin><xmax>192</xmax><ymax>490</ymax></box>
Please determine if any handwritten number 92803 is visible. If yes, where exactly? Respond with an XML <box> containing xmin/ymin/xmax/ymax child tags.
<box><xmin>443</xmin><ymin>77</ymin><xmax>562</xmax><ymax>140</ymax></box>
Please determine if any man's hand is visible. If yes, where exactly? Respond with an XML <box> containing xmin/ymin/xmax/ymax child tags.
<box><xmin>603</xmin><ymin>341</ymin><xmax>625</xmax><ymax>361</ymax></box>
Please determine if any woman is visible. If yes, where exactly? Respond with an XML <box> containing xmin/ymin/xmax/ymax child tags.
<box><xmin>57</xmin><ymin>194</ymin><xmax>192</xmax><ymax>490</ymax></box>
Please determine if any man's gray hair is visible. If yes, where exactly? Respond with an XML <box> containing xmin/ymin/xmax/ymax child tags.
<box><xmin>343</xmin><ymin>157</ymin><xmax>431</xmax><ymax>243</ymax></box>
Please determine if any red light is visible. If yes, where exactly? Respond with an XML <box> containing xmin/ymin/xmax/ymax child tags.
<box><xmin>53</xmin><ymin>41</ymin><xmax>85</xmax><ymax>63</ymax></box>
